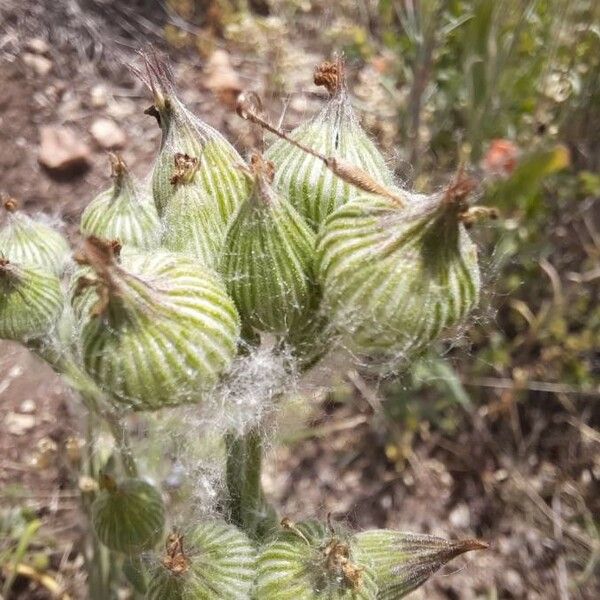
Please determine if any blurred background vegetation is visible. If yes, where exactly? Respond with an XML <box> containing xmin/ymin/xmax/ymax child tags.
<box><xmin>0</xmin><ymin>0</ymin><xmax>598</xmax><ymax>598</ymax></box>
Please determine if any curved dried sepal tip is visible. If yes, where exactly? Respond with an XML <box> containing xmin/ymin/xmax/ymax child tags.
<box><xmin>280</xmin><ymin>517</ymin><xmax>311</xmax><ymax>545</ymax></box>
<box><xmin>144</xmin><ymin>105</ymin><xmax>161</xmax><ymax>127</ymax></box>
<box><xmin>132</xmin><ymin>49</ymin><xmax>176</xmax><ymax>111</ymax></box>
<box><xmin>461</xmin><ymin>205</ymin><xmax>499</xmax><ymax>227</ymax></box>
<box><xmin>170</xmin><ymin>153</ymin><xmax>200</xmax><ymax>186</ymax></box>
<box><xmin>73</xmin><ymin>236</ymin><xmax>121</xmax><ymax>269</ymax></box>
<box><xmin>456</xmin><ymin>538</ymin><xmax>489</xmax><ymax>552</ymax></box>
<box><xmin>73</xmin><ymin>237</ymin><xmax>122</xmax><ymax>316</ymax></box>
<box><xmin>108</xmin><ymin>153</ymin><xmax>128</xmax><ymax>179</ymax></box>
<box><xmin>314</xmin><ymin>56</ymin><xmax>346</xmax><ymax>97</ymax></box>
<box><xmin>250</xmin><ymin>152</ymin><xmax>275</xmax><ymax>183</ymax></box>
<box><xmin>98</xmin><ymin>472</ymin><xmax>118</xmax><ymax>492</ymax></box>
<box><xmin>162</xmin><ymin>532</ymin><xmax>190</xmax><ymax>575</ymax></box>
<box><xmin>0</xmin><ymin>257</ymin><xmax>11</xmax><ymax>275</ymax></box>
<box><xmin>442</xmin><ymin>169</ymin><xmax>477</xmax><ymax>212</ymax></box>
<box><xmin>3</xmin><ymin>197</ymin><xmax>19</xmax><ymax>212</ymax></box>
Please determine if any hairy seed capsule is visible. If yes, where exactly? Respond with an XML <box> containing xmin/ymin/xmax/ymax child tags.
<box><xmin>317</xmin><ymin>182</ymin><xmax>481</xmax><ymax>373</ymax></box>
<box><xmin>146</xmin><ymin>521</ymin><xmax>256</xmax><ymax>599</ymax></box>
<box><xmin>0</xmin><ymin>258</ymin><xmax>63</xmax><ymax>342</ymax></box>
<box><xmin>0</xmin><ymin>198</ymin><xmax>70</xmax><ymax>276</ymax></box>
<box><xmin>80</xmin><ymin>154</ymin><xmax>161</xmax><ymax>250</ymax></box>
<box><xmin>140</xmin><ymin>54</ymin><xmax>249</xmax><ymax>221</ymax></box>
<box><xmin>222</xmin><ymin>154</ymin><xmax>319</xmax><ymax>339</ymax></box>
<box><xmin>255</xmin><ymin>520</ymin><xmax>377</xmax><ymax>599</ymax></box>
<box><xmin>92</xmin><ymin>474</ymin><xmax>165</xmax><ymax>554</ymax></box>
<box><xmin>74</xmin><ymin>237</ymin><xmax>240</xmax><ymax>410</ymax></box>
<box><xmin>265</xmin><ymin>59</ymin><xmax>392</xmax><ymax>229</ymax></box>
<box><xmin>161</xmin><ymin>153</ymin><xmax>226</xmax><ymax>271</ymax></box>
<box><xmin>353</xmin><ymin>530</ymin><xmax>488</xmax><ymax>599</ymax></box>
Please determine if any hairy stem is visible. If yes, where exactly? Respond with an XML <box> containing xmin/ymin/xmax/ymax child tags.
<box><xmin>225</xmin><ymin>425</ymin><xmax>274</xmax><ymax>540</ymax></box>
<box><xmin>34</xmin><ymin>342</ymin><xmax>138</xmax><ymax>478</ymax></box>
<box><xmin>81</xmin><ymin>411</ymin><xmax>114</xmax><ymax>600</ymax></box>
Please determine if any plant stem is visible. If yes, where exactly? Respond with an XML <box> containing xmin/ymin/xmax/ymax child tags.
<box><xmin>60</xmin><ymin>358</ymin><xmax>139</xmax><ymax>478</ymax></box>
<box><xmin>81</xmin><ymin>410</ymin><xmax>113</xmax><ymax>600</ymax></box>
<box><xmin>225</xmin><ymin>425</ymin><xmax>275</xmax><ymax>539</ymax></box>
<box><xmin>34</xmin><ymin>343</ymin><xmax>139</xmax><ymax>478</ymax></box>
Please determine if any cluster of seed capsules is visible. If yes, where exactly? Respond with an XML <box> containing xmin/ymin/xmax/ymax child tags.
<box><xmin>0</xmin><ymin>55</ymin><xmax>489</xmax><ymax>598</ymax></box>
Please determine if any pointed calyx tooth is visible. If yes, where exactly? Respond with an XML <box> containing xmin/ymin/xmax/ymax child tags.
<box><xmin>170</xmin><ymin>153</ymin><xmax>201</xmax><ymax>186</ymax></box>
<box><xmin>313</xmin><ymin>56</ymin><xmax>345</xmax><ymax>97</ymax></box>
<box><xmin>353</xmin><ymin>530</ymin><xmax>488</xmax><ymax>599</ymax></box>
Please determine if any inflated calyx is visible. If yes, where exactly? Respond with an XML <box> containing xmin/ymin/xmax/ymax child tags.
<box><xmin>161</xmin><ymin>152</ymin><xmax>226</xmax><ymax>271</ymax></box>
<box><xmin>317</xmin><ymin>175</ymin><xmax>487</xmax><ymax>372</ymax></box>
<box><xmin>222</xmin><ymin>153</ymin><xmax>320</xmax><ymax>340</ymax></box>
<box><xmin>0</xmin><ymin>258</ymin><xmax>63</xmax><ymax>342</ymax></box>
<box><xmin>146</xmin><ymin>521</ymin><xmax>256</xmax><ymax>599</ymax></box>
<box><xmin>265</xmin><ymin>58</ymin><xmax>392</xmax><ymax>229</ymax></box>
<box><xmin>255</xmin><ymin>519</ymin><xmax>377</xmax><ymax>599</ymax></box>
<box><xmin>92</xmin><ymin>473</ymin><xmax>165</xmax><ymax>554</ymax></box>
<box><xmin>140</xmin><ymin>54</ymin><xmax>249</xmax><ymax>221</ymax></box>
<box><xmin>0</xmin><ymin>198</ymin><xmax>69</xmax><ymax>276</ymax></box>
<box><xmin>353</xmin><ymin>529</ymin><xmax>488</xmax><ymax>599</ymax></box>
<box><xmin>80</xmin><ymin>154</ymin><xmax>161</xmax><ymax>250</ymax></box>
<box><xmin>74</xmin><ymin>236</ymin><xmax>240</xmax><ymax>410</ymax></box>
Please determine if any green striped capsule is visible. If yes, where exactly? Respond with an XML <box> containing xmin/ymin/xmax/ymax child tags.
<box><xmin>75</xmin><ymin>237</ymin><xmax>240</xmax><ymax>410</ymax></box>
<box><xmin>146</xmin><ymin>521</ymin><xmax>256</xmax><ymax>600</ymax></box>
<box><xmin>255</xmin><ymin>520</ymin><xmax>377</xmax><ymax>599</ymax></box>
<box><xmin>353</xmin><ymin>530</ymin><xmax>487</xmax><ymax>599</ymax></box>
<box><xmin>0</xmin><ymin>198</ymin><xmax>70</xmax><ymax>276</ymax></box>
<box><xmin>92</xmin><ymin>474</ymin><xmax>165</xmax><ymax>555</ymax></box>
<box><xmin>142</xmin><ymin>56</ymin><xmax>249</xmax><ymax>221</ymax></box>
<box><xmin>0</xmin><ymin>258</ymin><xmax>63</xmax><ymax>342</ymax></box>
<box><xmin>222</xmin><ymin>155</ymin><xmax>320</xmax><ymax>339</ymax></box>
<box><xmin>317</xmin><ymin>191</ymin><xmax>481</xmax><ymax>373</ymax></box>
<box><xmin>265</xmin><ymin>60</ymin><xmax>392</xmax><ymax>230</ymax></box>
<box><xmin>81</xmin><ymin>154</ymin><xmax>161</xmax><ymax>250</ymax></box>
<box><xmin>161</xmin><ymin>153</ymin><xmax>226</xmax><ymax>271</ymax></box>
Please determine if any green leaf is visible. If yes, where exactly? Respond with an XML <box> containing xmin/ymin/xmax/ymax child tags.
<box><xmin>2</xmin><ymin>519</ymin><xmax>42</xmax><ymax>596</ymax></box>
<box><xmin>485</xmin><ymin>144</ymin><xmax>570</xmax><ymax>211</ymax></box>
